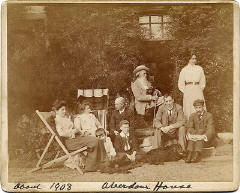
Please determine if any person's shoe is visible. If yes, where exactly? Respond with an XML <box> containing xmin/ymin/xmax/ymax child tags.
<box><xmin>83</xmin><ymin>168</ymin><xmax>97</xmax><ymax>173</ymax></box>
<box><xmin>178</xmin><ymin>150</ymin><xmax>186</xmax><ymax>158</ymax></box>
<box><xmin>191</xmin><ymin>151</ymin><xmax>201</xmax><ymax>163</ymax></box>
<box><xmin>83</xmin><ymin>165</ymin><xmax>98</xmax><ymax>173</ymax></box>
<box><xmin>185</xmin><ymin>151</ymin><xmax>192</xmax><ymax>163</ymax></box>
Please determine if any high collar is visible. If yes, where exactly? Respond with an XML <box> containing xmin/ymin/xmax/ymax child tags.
<box><xmin>119</xmin><ymin>108</ymin><xmax>125</xmax><ymax>114</ymax></box>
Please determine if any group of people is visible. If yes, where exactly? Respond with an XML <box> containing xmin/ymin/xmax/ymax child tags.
<box><xmin>131</xmin><ymin>54</ymin><xmax>214</xmax><ymax>163</ymax></box>
<box><xmin>52</xmin><ymin>99</ymin><xmax>144</xmax><ymax>173</ymax></box>
<box><xmin>52</xmin><ymin>54</ymin><xmax>215</xmax><ymax>173</ymax></box>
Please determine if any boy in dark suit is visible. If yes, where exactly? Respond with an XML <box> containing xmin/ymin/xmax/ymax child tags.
<box><xmin>109</xmin><ymin>97</ymin><xmax>135</xmax><ymax>143</ymax></box>
<box><xmin>114</xmin><ymin>120</ymin><xmax>144</xmax><ymax>163</ymax></box>
<box><xmin>185</xmin><ymin>99</ymin><xmax>215</xmax><ymax>163</ymax></box>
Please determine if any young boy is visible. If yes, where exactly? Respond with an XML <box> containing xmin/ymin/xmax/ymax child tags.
<box><xmin>95</xmin><ymin>128</ymin><xmax>116</xmax><ymax>160</ymax></box>
<box><xmin>95</xmin><ymin>128</ymin><xmax>130</xmax><ymax>170</ymax></box>
<box><xmin>114</xmin><ymin>120</ymin><xmax>145</xmax><ymax>163</ymax></box>
<box><xmin>185</xmin><ymin>99</ymin><xmax>215</xmax><ymax>163</ymax></box>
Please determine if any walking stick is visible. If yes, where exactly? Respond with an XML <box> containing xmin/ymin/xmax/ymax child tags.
<box><xmin>152</xmin><ymin>96</ymin><xmax>158</xmax><ymax>131</ymax></box>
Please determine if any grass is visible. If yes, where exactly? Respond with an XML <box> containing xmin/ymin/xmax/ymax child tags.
<box><xmin>8</xmin><ymin>144</ymin><xmax>233</xmax><ymax>182</ymax></box>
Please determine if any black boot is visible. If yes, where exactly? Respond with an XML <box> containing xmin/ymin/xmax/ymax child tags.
<box><xmin>191</xmin><ymin>151</ymin><xmax>201</xmax><ymax>163</ymax></box>
<box><xmin>185</xmin><ymin>151</ymin><xmax>192</xmax><ymax>163</ymax></box>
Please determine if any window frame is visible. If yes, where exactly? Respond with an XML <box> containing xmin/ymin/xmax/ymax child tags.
<box><xmin>139</xmin><ymin>15</ymin><xmax>173</xmax><ymax>41</ymax></box>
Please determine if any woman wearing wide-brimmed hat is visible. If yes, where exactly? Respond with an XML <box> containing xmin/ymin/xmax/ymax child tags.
<box><xmin>131</xmin><ymin>65</ymin><xmax>163</xmax><ymax>117</ymax></box>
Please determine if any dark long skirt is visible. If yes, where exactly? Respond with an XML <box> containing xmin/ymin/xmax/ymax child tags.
<box><xmin>65</xmin><ymin>134</ymin><xmax>106</xmax><ymax>170</ymax></box>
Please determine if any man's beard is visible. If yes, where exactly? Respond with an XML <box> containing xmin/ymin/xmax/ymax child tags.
<box><xmin>139</xmin><ymin>76</ymin><xmax>147</xmax><ymax>81</ymax></box>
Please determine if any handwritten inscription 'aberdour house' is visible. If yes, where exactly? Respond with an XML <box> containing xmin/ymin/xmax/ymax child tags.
<box><xmin>102</xmin><ymin>181</ymin><xmax>192</xmax><ymax>191</ymax></box>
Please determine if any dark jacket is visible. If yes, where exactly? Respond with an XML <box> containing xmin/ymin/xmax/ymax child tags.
<box><xmin>114</xmin><ymin>132</ymin><xmax>139</xmax><ymax>154</ymax></box>
<box><xmin>187</xmin><ymin>111</ymin><xmax>215</xmax><ymax>140</ymax></box>
<box><xmin>109</xmin><ymin>108</ymin><xmax>135</xmax><ymax>135</ymax></box>
<box><xmin>154</xmin><ymin>103</ymin><xmax>186</xmax><ymax>129</ymax></box>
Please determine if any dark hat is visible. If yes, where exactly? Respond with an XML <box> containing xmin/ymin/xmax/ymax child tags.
<box><xmin>133</xmin><ymin>65</ymin><xmax>149</xmax><ymax>75</ymax></box>
<box><xmin>120</xmin><ymin>120</ymin><xmax>130</xmax><ymax>128</ymax></box>
<box><xmin>193</xmin><ymin>99</ymin><xmax>204</xmax><ymax>107</ymax></box>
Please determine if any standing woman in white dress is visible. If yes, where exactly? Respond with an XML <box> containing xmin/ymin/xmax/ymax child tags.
<box><xmin>178</xmin><ymin>54</ymin><xmax>206</xmax><ymax>120</ymax></box>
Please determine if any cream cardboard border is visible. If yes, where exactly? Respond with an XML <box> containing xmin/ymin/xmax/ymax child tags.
<box><xmin>1</xmin><ymin>0</ymin><xmax>239</xmax><ymax>192</ymax></box>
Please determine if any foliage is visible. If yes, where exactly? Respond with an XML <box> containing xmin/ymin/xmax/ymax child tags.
<box><xmin>8</xmin><ymin>4</ymin><xmax>144</xmax><ymax>153</ymax></box>
<box><xmin>8</xmin><ymin>4</ymin><xmax>233</xmax><ymax>154</ymax></box>
<box><xmin>168</xmin><ymin>4</ymin><xmax>233</xmax><ymax>132</ymax></box>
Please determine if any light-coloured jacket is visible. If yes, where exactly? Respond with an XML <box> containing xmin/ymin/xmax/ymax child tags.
<box><xmin>154</xmin><ymin>103</ymin><xmax>186</xmax><ymax>129</ymax></box>
<box><xmin>131</xmin><ymin>79</ymin><xmax>152</xmax><ymax>115</ymax></box>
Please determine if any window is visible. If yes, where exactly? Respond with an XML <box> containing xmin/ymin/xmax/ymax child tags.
<box><xmin>25</xmin><ymin>6</ymin><xmax>46</xmax><ymax>20</ymax></box>
<box><xmin>139</xmin><ymin>15</ymin><xmax>173</xmax><ymax>40</ymax></box>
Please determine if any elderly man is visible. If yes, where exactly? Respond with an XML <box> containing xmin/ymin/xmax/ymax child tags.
<box><xmin>185</xmin><ymin>99</ymin><xmax>215</xmax><ymax>163</ymax></box>
<box><xmin>131</xmin><ymin>65</ymin><xmax>163</xmax><ymax>117</ymax></box>
<box><xmin>153</xmin><ymin>94</ymin><xmax>186</xmax><ymax>151</ymax></box>
<box><xmin>109</xmin><ymin>97</ymin><xmax>135</xmax><ymax>143</ymax></box>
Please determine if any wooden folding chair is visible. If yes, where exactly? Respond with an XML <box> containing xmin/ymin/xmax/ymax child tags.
<box><xmin>28</xmin><ymin>110</ymin><xmax>87</xmax><ymax>174</ymax></box>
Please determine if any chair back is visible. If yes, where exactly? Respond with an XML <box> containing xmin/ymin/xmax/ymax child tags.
<box><xmin>36</xmin><ymin>110</ymin><xmax>66</xmax><ymax>145</ymax></box>
<box><xmin>77</xmin><ymin>88</ymin><xmax>109</xmax><ymax>130</ymax></box>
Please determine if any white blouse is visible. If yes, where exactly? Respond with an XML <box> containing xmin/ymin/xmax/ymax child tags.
<box><xmin>55</xmin><ymin>115</ymin><xmax>74</xmax><ymax>138</ymax></box>
<box><xmin>178</xmin><ymin>64</ymin><xmax>206</xmax><ymax>93</ymax></box>
<box><xmin>74</xmin><ymin>113</ymin><xmax>102</xmax><ymax>136</ymax></box>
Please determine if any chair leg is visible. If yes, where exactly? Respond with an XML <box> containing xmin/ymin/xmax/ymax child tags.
<box><xmin>36</xmin><ymin>134</ymin><xmax>55</xmax><ymax>168</ymax></box>
<box><xmin>76</xmin><ymin>166</ymin><xmax>83</xmax><ymax>175</ymax></box>
<box><xmin>28</xmin><ymin>134</ymin><xmax>55</xmax><ymax>173</ymax></box>
<box><xmin>27</xmin><ymin>166</ymin><xmax>41</xmax><ymax>173</ymax></box>
<box><xmin>40</xmin><ymin>147</ymin><xmax>87</xmax><ymax>170</ymax></box>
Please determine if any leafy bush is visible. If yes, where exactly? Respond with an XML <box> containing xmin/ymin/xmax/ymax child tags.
<box><xmin>168</xmin><ymin>4</ymin><xmax>233</xmax><ymax>132</ymax></box>
<box><xmin>8</xmin><ymin>4</ymin><xmax>233</xmax><ymax>155</ymax></box>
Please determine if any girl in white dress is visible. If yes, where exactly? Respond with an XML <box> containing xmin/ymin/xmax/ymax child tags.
<box><xmin>178</xmin><ymin>55</ymin><xmax>206</xmax><ymax>120</ymax></box>
<box><xmin>74</xmin><ymin>101</ymin><xmax>108</xmax><ymax>137</ymax></box>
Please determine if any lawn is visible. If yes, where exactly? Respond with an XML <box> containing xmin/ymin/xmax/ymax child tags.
<box><xmin>8</xmin><ymin>144</ymin><xmax>233</xmax><ymax>182</ymax></box>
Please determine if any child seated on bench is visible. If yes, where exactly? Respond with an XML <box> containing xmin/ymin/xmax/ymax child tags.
<box><xmin>114</xmin><ymin>120</ymin><xmax>145</xmax><ymax>163</ymax></box>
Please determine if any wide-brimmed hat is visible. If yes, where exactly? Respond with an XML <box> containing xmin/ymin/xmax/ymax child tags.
<box><xmin>133</xmin><ymin>65</ymin><xmax>149</xmax><ymax>75</ymax></box>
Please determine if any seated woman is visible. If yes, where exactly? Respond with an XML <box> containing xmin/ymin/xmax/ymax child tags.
<box><xmin>52</xmin><ymin>99</ymin><xmax>106</xmax><ymax>172</ymax></box>
<box><xmin>74</xmin><ymin>101</ymin><xmax>108</xmax><ymax>137</ymax></box>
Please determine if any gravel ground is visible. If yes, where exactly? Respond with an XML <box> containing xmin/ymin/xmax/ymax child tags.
<box><xmin>8</xmin><ymin>144</ymin><xmax>233</xmax><ymax>182</ymax></box>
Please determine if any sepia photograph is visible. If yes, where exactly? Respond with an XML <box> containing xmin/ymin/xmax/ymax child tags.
<box><xmin>1</xmin><ymin>0</ymin><xmax>239</xmax><ymax>192</ymax></box>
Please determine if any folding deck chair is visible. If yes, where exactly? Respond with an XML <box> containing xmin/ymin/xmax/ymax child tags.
<box><xmin>28</xmin><ymin>110</ymin><xmax>87</xmax><ymax>174</ymax></box>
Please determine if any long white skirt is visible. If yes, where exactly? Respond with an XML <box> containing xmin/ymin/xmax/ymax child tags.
<box><xmin>183</xmin><ymin>84</ymin><xmax>206</xmax><ymax>120</ymax></box>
